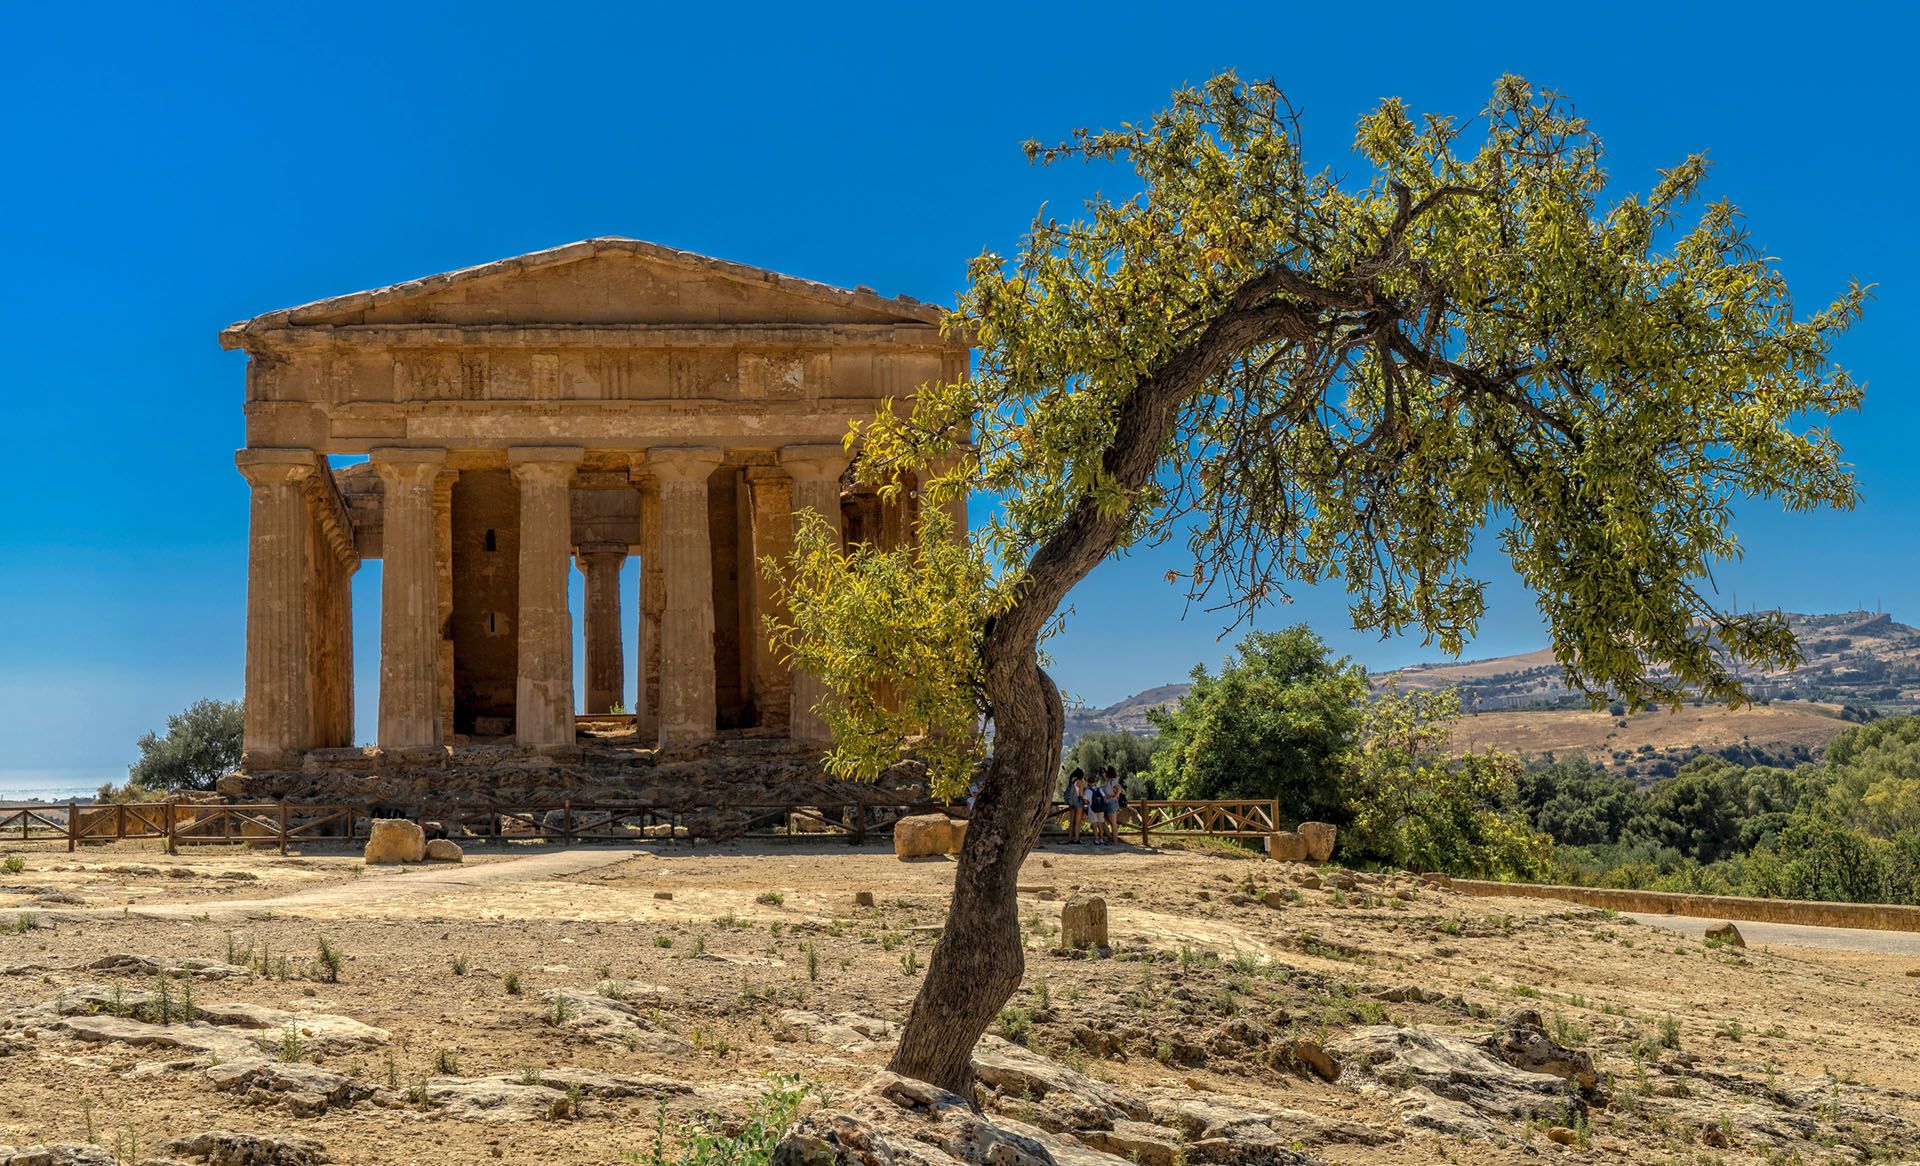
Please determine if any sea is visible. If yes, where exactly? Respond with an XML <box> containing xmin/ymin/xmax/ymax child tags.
<box><xmin>0</xmin><ymin>768</ymin><xmax>119</xmax><ymax>803</ymax></box>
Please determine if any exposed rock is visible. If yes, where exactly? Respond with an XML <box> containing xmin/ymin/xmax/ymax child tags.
<box><xmin>972</xmin><ymin>1038</ymin><xmax>1148</xmax><ymax>1131</ymax></box>
<box><xmin>189</xmin><ymin>1002</ymin><xmax>390</xmax><ymax>1052</ymax></box>
<box><xmin>0</xmin><ymin>1144</ymin><xmax>118</xmax><ymax>1166</ymax></box>
<box><xmin>363</xmin><ymin>819</ymin><xmax>424</xmax><ymax>864</ymax></box>
<box><xmin>206</xmin><ymin>1060</ymin><xmax>382</xmax><ymax>1113</ymax></box>
<box><xmin>162</xmin><ymin>1131</ymin><xmax>328</xmax><ymax>1166</ymax></box>
<box><xmin>1147</xmin><ymin>1091</ymin><xmax>1390</xmax><ymax>1152</ymax></box>
<box><xmin>423</xmin><ymin>838</ymin><xmax>463</xmax><ymax>862</ymax></box>
<box><xmin>1291</xmin><ymin>872</ymin><xmax>1322</xmax><ymax>890</ymax></box>
<box><xmin>1330</xmin><ymin>1024</ymin><xmax>1591</xmax><ymax>1137</ymax></box>
<box><xmin>541</xmin><ymin>987</ymin><xmax>690</xmax><ymax>1053</ymax></box>
<box><xmin>1288</xmin><ymin>1039</ymin><xmax>1340</xmax><ymax>1082</ymax></box>
<box><xmin>1257</xmin><ymin>890</ymin><xmax>1290</xmax><ymax>909</ymax></box>
<box><xmin>1546</xmin><ymin>1126</ymin><xmax>1577</xmax><ymax>1146</ymax></box>
<box><xmin>775</xmin><ymin>1072</ymin><xmax>1055</xmax><ymax>1166</ymax></box>
<box><xmin>1060</xmin><ymin>896</ymin><xmax>1108</xmax><ymax>951</ymax></box>
<box><xmin>1482</xmin><ymin>1010</ymin><xmax>1599</xmax><ymax>1093</ymax></box>
<box><xmin>1266</xmin><ymin>832</ymin><xmax>1308</xmax><ymax>862</ymax></box>
<box><xmin>426</xmin><ymin>1076</ymin><xmax>577</xmax><ymax>1122</ymax></box>
<box><xmin>1296</xmin><ymin>822</ymin><xmax>1336</xmax><ymax>862</ymax></box>
<box><xmin>56</xmin><ymin>1014</ymin><xmax>259</xmax><ymax>1063</ymax></box>
<box><xmin>894</xmin><ymin>815</ymin><xmax>955</xmax><ymax>859</ymax></box>
<box><xmin>1077</xmin><ymin>1121</ymin><xmax>1182</xmax><ymax>1166</ymax></box>
<box><xmin>85</xmin><ymin>954</ymin><xmax>249</xmax><ymax>979</ymax></box>
<box><xmin>1705</xmin><ymin>921</ymin><xmax>1746</xmax><ymax>948</ymax></box>
<box><xmin>778</xmin><ymin>1009</ymin><xmax>899</xmax><ymax>1053</ymax></box>
<box><xmin>1322</xmin><ymin>873</ymin><xmax>1357</xmax><ymax>892</ymax></box>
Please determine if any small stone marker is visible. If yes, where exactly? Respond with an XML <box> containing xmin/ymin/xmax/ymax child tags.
<box><xmin>1705</xmin><ymin>921</ymin><xmax>1746</xmax><ymax>948</ymax></box>
<box><xmin>653</xmin><ymin>891</ymin><xmax>673</xmax><ymax>900</ymax></box>
<box><xmin>423</xmin><ymin>838</ymin><xmax>463</xmax><ymax>862</ymax></box>
<box><xmin>854</xmin><ymin>891</ymin><xmax>875</xmax><ymax>908</ymax></box>
<box><xmin>1297</xmin><ymin>821</ymin><xmax>1338</xmax><ymax>862</ymax></box>
<box><xmin>363</xmin><ymin>819</ymin><xmax>425</xmax><ymax>864</ymax></box>
<box><xmin>1060</xmin><ymin>895</ymin><xmax>1108</xmax><ymax>950</ymax></box>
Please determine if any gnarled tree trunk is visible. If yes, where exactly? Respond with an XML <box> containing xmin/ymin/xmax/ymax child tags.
<box><xmin>885</xmin><ymin>637</ymin><xmax>1063</xmax><ymax>1094</ymax></box>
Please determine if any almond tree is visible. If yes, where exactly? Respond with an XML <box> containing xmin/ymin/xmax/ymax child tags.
<box><xmin>771</xmin><ymin>73</ymin><xmax>1866</xmax><ymax>1095</ymax></box>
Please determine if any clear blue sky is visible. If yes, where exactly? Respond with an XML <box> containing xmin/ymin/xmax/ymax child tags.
<box><xmin>1</xmin><ymin>2</ymin><xmax>1912</xmax><ymax>781</ymax></box>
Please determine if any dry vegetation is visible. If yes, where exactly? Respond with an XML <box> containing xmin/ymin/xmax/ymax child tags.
<box><xmin>0</xmin><ymin>839</ymin><xmax>1915</xmax><ymax>1165</ymax></box>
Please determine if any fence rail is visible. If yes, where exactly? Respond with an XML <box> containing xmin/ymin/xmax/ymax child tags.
<box><xmin>0</xmin><ymin>797</ymin><xmax>1290</xmax><ymax>854</ymax></box>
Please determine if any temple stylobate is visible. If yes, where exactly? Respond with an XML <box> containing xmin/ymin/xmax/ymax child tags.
<box><xmin>223</xmin><ymin>238</ymin><xmax>969</xmax><ymax>770</ymax></box>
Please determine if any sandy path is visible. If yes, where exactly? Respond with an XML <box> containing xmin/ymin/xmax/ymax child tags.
<box><xmin>0</xmin><ymin>847</ymin><xmax>646</xmax><ymax>923</ymax></box>
<box><xmin>1626</xmin><ymin>910</ymin><xmax>1920</xmax><ymax>956</ymax></box>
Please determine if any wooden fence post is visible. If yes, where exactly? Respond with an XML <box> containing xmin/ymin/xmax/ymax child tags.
<box><xmin>66</xmin><ymin>802</ymin><xmax>77</xmax><ymax>852</ymax></box>
<box><xmin>278</xmin><ymin>802</ymin><xmax>289</xmax><ymax>856</ymax></box>
<box><xmin>1140</xmin><ymin>801</ymin><xmax>1151</xmax><ymax>848</ymax></box>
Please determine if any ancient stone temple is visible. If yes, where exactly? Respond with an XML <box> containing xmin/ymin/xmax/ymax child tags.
<box><xmin>223</xmin><ymin>239</ymin><xmax>968</xmax><ymax>771</ymax></box>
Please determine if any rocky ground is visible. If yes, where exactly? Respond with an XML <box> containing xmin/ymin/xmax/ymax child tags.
<box><xmin>0</xmin><ymin>837</ymin><xmax>1915</xmax><ymax>1165</ymax></box>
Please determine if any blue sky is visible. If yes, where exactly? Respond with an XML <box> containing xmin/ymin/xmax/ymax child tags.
<box><xmin>0</xmin><ymin>2</ymin><xmax>1912</xmax><ymax>779</ymax></box>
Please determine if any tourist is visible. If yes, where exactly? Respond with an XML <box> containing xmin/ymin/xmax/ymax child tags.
<box><xmin>1104</xmin><ymin>766</ymin><xmax>1127</xmax><ymax>841</ymax></box>
<box><xmin>1065</xmin><ymin>768</ymin><xmax>1086</xmax><ymax>844</ymax></box>
<box><xmin>1087</xmin><ymin>771</ymin><xmax>1110</xmax><ymax>845</ymax></box>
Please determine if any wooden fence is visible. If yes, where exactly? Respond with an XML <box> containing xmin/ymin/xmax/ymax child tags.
<box><xmin>0</xmin><ymin>796</ymin><xmax>1287</xmax><ymax>854</ymax></box>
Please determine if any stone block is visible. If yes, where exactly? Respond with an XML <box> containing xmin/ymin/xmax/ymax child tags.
<box><xmin>364</xmin><ymin>818</ymin><xmax>425</xmax><ymax>864</ymax></box>
<box><xmin>948</xmin><ymin>818</ymin><xmax>968</xmax><ymax>854</ymax></box>
<box><xmin>1061</xmin><ymin>895</ymin><xmax>1108</xmax><ymax>950</ymax></box>
<box><xmin>893</xmin><ymin>814</ymin><xmax>953</xmax><ymax>859</ymax></box>
<box><xmin>1267</xmin><ymin>831</ymin><xmax>1308</xmax><ymax>862</ymax></box>
<box><xmin>1705</xmin><ymin>921</ymin><xmax>1745</xmax><ymax>948</ymax></box>
<box><xmin>424</xmin><ymin>838</ymin><xmax>464</xmax><ymax>862</ymax></box>
<box><xmin>1298</xmin><ymin>821</ymin><xmax>1337</xmax><ymax>862</ymax></box>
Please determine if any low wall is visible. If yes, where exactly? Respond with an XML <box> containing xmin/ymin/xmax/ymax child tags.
<box><xmin>1439</xmin><ymin>877</ymin><xmax>1920</xmax><ymax>934</ymax></box>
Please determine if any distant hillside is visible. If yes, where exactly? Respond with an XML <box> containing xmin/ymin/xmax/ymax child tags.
<box><xmin>1062</xmin><ymin>611</ymin><xmax>1919</xmax><ymax>777</ymax></box>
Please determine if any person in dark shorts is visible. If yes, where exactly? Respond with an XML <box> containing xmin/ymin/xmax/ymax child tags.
<box><xmin>1065</xmin><ymin>768</ymin><xmax>1086</xmax><ymax>844</ymax></box>
<box><xmin>1087</xmin><ymin>775</ymin><xmax>1110</xmax><ymax>845</ymax></box>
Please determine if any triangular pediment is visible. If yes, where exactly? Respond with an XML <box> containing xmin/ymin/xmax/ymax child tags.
<box><xmin>223</xmin><ymin>238</ymin><xmax>943</xmax><ymax>341</ymax></box>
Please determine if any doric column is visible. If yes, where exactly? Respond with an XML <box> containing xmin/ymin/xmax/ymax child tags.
<box><xmin>633</xmin><ymin>469</ymin><xmax>663</xmax><ymax>741</ymax></box>
<box><xmin>744</xmin><ymin>465</ymin><xmax>795</xmax><ymax>731</ymax></box>
<box><xmin>510</xmin><ymin>447</ymin><xmax>584</xmax><ymax>748</ymax></box>
<box><xmin>650</xmin><ymin>446</ymin><xmax>723</xmax><ymax>747</ymax></box>
<box><xmin>576</xmin><ymin>541</ymin><xmax>627</xmax><ymax>715</ymax></box>
<box><xmin>372</xmin><ymin>448</ymin><xmax>446</xmax><ymax>751</ymax></box>
<box><xmin>781</xmin><ymin>444</ymin><xmax>849</xmax><ymax>743</ymax></box>
<box><xmin>236</xmin><ymin>449</ymin><xmax>316</xmax><ymax>766</ymax></box>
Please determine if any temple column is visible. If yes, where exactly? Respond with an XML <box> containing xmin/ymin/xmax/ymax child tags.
<box><xmin>435</xmin><ymin>469</ymin><xmax>456</xmax><ymax>743</ymax></box>
<box><xmin>633</xmin><ymin>469</ymin><xmax>663</xmax><ymax>741</ymax></box>
<box><xmin>372</xmin><ymin>448</ymin><xmax>445</xmax><ymax>751</ymax></box>
<box><xmin>510</xmin><ymin>447</ymin><xmax>584</xmax><ymax>748</ymax></box>
<box><xmin>576</xmin><ymin>542</ymin><xmax>627</xmax><ymax>715</ymax></box>
<box><xmin>781</xmin><ymin>444</ymin><xmax>849</xmax><ymax>743</ymax></box>
<box><xmin>236</xmin><ymin>449</ymin><xmax>315</xmax><ymax>766</ymax></box>
<box><xmin>650</xmin><ymin>446</ymin><xmax>723</xmax><ymax>747</ymax></box>
<box><xmin>744</xmin><ymin>465</ymin><xmax>795</xmax><ymax>731</ymax></box>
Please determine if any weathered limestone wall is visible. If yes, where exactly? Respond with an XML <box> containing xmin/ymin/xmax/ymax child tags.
<box><xmin>1442</xmin><ymin>877</ymin><xmax>1920</xmax><ymax>934</ymax></box>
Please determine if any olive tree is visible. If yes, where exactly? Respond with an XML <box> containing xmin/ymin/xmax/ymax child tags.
<box><xmin>770</xmin><ymin>73</ymin><xmax>1864</xmax><ymax>1094</ymax></box>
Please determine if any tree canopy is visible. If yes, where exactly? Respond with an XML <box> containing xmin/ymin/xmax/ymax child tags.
<box><xmin>126</xmin><ymin>698</ymin><xmax>244</xmax><ymax>793</ymax></box>
<box><xmin>768</xmin><ymin>71</ymin><xmax>1867</xmax><ymax>1095</ymax></box>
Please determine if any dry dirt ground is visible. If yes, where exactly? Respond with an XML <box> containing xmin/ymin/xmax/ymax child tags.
<box><xmin>0</xmin><ymin>836</ymin><xmax>1916</xmax><ymax>1165</ymax></box>
<box><xmin>1453</xmin><ymin>704</ymin><xmax>1853</xmax><ymax>770</ymax></box>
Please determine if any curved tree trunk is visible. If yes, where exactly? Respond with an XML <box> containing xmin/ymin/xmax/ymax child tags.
<box><xmin>885</xmin><ymin>640</ymin><xmax>1063</xmax><ymax>1096</ymax></box>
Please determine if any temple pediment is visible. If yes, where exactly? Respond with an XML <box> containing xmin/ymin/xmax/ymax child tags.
<box><xmin>221</xmin><ymin>237</ymin><xmax>944</xmax><ymax>343</ymax></box>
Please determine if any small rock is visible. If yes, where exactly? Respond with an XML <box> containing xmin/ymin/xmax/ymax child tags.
<box><xmin>0</xmin><ymin>1144</ymin><xmax>117</xmax><ymax>1166</ymax></box>
<box><xmin>1705</xmin><ymin>921</ymin><xmax>1745</xmax><ymax>948</ymax></box>
<box><xmin>1258</xmin><ymin>890</ymin><xmax>1289</xmax><ymax>910</ymax></box>
<box><xmin>653</xmin><ymin>891</ymin><xmax>672</xmax><ymax>900</ymax></box>
<box><xmin>853</xmin><ymin>891</ymin><xmax>875</xmax><ymax>908</ymax></box>
<box><xmin>1546</xmin><ymin>1125</ymin><xmax>1577</xmax><ymax>1145</ymax></box>
<box><xmin>363</xmin><ymin>819</ymin><xmax>424</xmax><ymax>864</ymax></box>
<box><xmin>1289</xmin><ymin>1039</ymin><xmax>1340</xmax><ymax>1082</ymax></box>
<box><xmin>1324</xmin><ymin>873</ymin><xmax>1357</xmax><ymax>892</ymax></box>
<box><xmin>423</xmin><ymin>838</ymin><xmax>463</xmax><ymax>862</ymax></box>
<box><xmin>1291</xmin><ymin>872</ymin><xmax>1322</xmax><ymax>890</ymax></box>
<box><xmin>1060</xmin><ymin>896</ymin><xmax>1108</xmax><ymax>951</ymax></box>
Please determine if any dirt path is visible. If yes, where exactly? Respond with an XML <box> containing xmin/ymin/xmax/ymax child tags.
<box><xmin>0</xmin><ymin>846</ymin><xmax>646</xmax><ymax>922</ymax></box>
<box><xmin>1626</xmin><ymin>910</ymin><xmax>1920</xmax><ymax>956</ymax></box>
